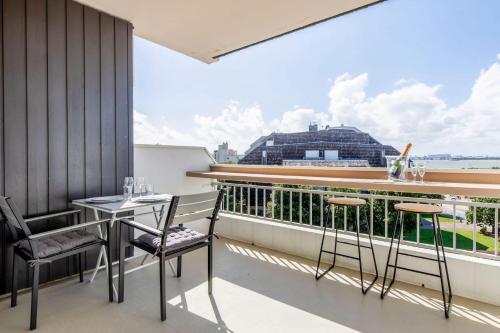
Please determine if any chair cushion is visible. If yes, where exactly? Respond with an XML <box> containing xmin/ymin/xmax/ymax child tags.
<box><xmin>137</xmin><ymin>226</ymin><xmax>207</xmax><ymax>252</ymax></box>
<box><xmin>18</xmin><ymin>230</ymin><xmax>98</xmax><ymax>258</ymax></box>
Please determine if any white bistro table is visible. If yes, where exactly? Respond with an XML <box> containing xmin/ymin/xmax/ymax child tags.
<box><xmin>72</xmin><ymin>194</ymin><xmax>171</xmax><ymax>299</ymax></box>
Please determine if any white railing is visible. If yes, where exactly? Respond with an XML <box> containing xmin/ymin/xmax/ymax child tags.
<box><xmin>214</xmin><ymin>181</ymin><xmax>500</xmax><ymax>260</ymax></box>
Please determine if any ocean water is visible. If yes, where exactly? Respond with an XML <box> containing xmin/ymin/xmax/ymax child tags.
<box><xmin>420</xmin><ymin>159</ymin><xmax>500</xmax><ymax>169</ymax></box>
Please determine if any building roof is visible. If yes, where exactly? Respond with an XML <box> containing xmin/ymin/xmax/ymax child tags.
<box><xmin>75</xmin><ymin>0</ymin><xmax>383</xmax><ymax>63</ymax></box>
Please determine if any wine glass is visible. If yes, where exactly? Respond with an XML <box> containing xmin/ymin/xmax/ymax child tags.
<box><xmin>123</xmin><ymin>177</ymin><xmax>134</xmax><ymax>200</ymax></box>
<box><xmin>410</xmin><ymin>161</ymin><xmax>418</xmax><ymax>182</ymax></box>
<box><xmin>417</xmin><ymin>162</ymin><xmax>426</xmax><ymax>183</ymax></box>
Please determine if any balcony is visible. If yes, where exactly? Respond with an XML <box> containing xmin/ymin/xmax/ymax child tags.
<box><xmin>1</xmin><ymin>236</ymin><xmax>499</xmax><ymax>333</ymax></box>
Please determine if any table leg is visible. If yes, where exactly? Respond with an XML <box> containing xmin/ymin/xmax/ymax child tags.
<box><xmin>89</xmin><ymin>210</ymin><xmax>118</xmax><ymax>299</ymax></box>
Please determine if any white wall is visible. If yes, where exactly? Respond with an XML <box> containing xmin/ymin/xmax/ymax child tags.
<box><xmin>216</xmin><ymin>213</ymin><xmax>500</xmax><ymax>306</ymax></box>
<box><xmin>133</xmin><ymin>144</ymin><xmax>214</xmax><ymax>233</ymax></box>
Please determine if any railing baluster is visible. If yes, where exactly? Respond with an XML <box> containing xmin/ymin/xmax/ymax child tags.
<box><xmin>453</xmin><ymin>204</ymin><xmax>457</xmax><ymax>250</ymax></box>
<box><xmin>384</xmin><ymin>199</ymin><xmax>388</xmax><ymax>238</ymax></box>
<box><xmin>255</xmin><ymin>187</ymin><xmax>258</xmax><ymax>217</ymax></box>
<box><xmin>240</xmin><ymin>186</ymin><xmax>243</xmax><ymax>214</ymax></box>
<box><xmin>263</xmin><ymin>189</ymin><xmax>266</xmax><ymax>218</ymax></box>
<box><xmin>233</xmin><ymin>186</ymin><xmax>236</xmax><ymax>213</ymax></box>
<box><xmin>309</xmin><ymin>193</ymin><xmax>313</xmax><ymax>225</ymax></box>
<box><xmin>271</xmin><ymin>189</ymin><xmax>275</xmax><ymax>220</ymax></box>
<box><xmin>332</xmin><ymin>204</ymin><xmax>335</xmax><ymax>230</ymax></box>
<box><xmin>370</xmin><ymin>198</ymin><xmax>374</xmax><ymax>236</ymax></box>
<box><xmin>473</xmin><ymin>206</ymin><xmax>477</xmax><ymax>252</ymax></box>
<box><xmin>344</xmin><ymin>201</ymin><xmax>347</xmax><ymax>232</ymax></box>
<box><xmin>226</xmin><ymin>186</ymin><xmax>229</xmax><ymax>211</ymax></box>
<box><xmin>495</xmin><ymin>208</ymin><xmax>499</xmax><ymax>256</ymax></box>
<box><xmin>280</xmin><ymin>190</ymin><xmax>283</xmax><ymax>221</ymax></box>
<box><xmin>320</xmin><ymin>194</ymin><xmax>323</xmax><ymax>227</ymax></box>
<box><xmin>247</xmin><ymin>187</ymin><xmax>250</xmax><ymax>215</ymax></box>
<box><xmin>299</xmin><ymin>192</ymin><xmax>302</xmax><ymax>224</ymax></box>
<box><xmin>290</xmin><ymin>191</ymin><xmax>293</xmax><ymax>222</ymax></box>
<box><xmin>416</xmin><ymin>201</ymin><xmax>420</xmax><ymax>244</ymax></box>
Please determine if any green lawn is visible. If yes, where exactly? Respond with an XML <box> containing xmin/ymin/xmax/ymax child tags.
<box><xmin>421</xmin><ymin>214</ymin><xmax>457</xmax><ymax>223</ymax></box>
<box><xmin>405</xmin><ymin>228</ymin><xmax>499</xmax><ymax>253</ymax></box>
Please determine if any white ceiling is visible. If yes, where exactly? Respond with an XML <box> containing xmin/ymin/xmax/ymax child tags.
<box><xmin>76</xmin><ymin>0</ymin><xmax>382</xmax><ymax>63</ymax></box>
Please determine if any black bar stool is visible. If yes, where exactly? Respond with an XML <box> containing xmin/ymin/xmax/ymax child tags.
<box><xmin>380</xmin><ymin>203</ymin><xmax>452</xmax><ymax>318</ymax></box>
<box><xmin>315</xmin><ymin>197</ymin><xmax>378</xmax><ymax>294</ymax></box>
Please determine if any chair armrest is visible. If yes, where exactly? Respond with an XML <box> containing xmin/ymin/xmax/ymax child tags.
<box><xmin>28</xmin><ymin>219</ymin><xmax>109</xmax><ymax>240</ymax></box>
<box><xmin>120</xmin><ymin>218</ymin><xmax>162</xmax><ymax>236</ymax></box>
<box><xmin>25</xmin><ymin>209</ymin><xmax>81</xmax><ymax>223</ymax></box>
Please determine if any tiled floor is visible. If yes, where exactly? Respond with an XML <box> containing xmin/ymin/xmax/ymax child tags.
<box><xmin>1</xmin><ymin>237</ymin><xmax>499</xmax><ymax>332</ymax></box>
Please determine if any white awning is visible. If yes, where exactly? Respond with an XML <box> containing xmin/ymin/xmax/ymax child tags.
<box><xmin>76</xmin><ymin>0</ymin><xmax>382</xmax><ymax>63</ymax></box>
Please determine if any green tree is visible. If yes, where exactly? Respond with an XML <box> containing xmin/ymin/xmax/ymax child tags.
<box><xmin>466</xmin><ymin>197</ymin><xmax>500</xmax><ymax>235</ymax></box>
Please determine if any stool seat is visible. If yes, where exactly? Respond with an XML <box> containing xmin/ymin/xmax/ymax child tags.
<box><xmin>327</xmin><ymin>197</ymin><xmax>366</xmax><ymax>207</ymax></box>
<box><xmin>394</xmin><ymin>203</ymin><xmax>442</xmax><ymax>214</ymax></box>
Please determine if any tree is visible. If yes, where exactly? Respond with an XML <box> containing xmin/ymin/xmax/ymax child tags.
<box><xmin>466</xmin><ymin>197</ymin><xmax>500</xmax><ymax>235</ymax></box>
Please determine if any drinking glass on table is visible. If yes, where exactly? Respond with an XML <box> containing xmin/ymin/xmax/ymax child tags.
<box><xmin>123</xmin><ymin>177</ymin><xmax>134</xmax><ymax>200</ymax></box>
<box><xmin>145</xmin><ymin>184</ymin><xmax>154</xmax><ymax>195</ymax></box>
<box><xmin>417</xmin><ymin>162</ymin><xmax>426</xmax><ymax>183</ymax></box>
<box><xmin>134</xmin><ymin>177</ymin><xmax>145</xmax><ymax>196</ymax></box>
<box><xmin>410</xmin><ymin>161</ymin><xmax>418</xmax><ymax>182</ymax></box>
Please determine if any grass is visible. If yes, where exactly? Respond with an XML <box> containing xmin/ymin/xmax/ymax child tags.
<box><xmin>405</xmin><ymin>228</ymin><xmax>499</xmax><ymax>253</ymax></box>
<box><xmin>421</xmin><ymin>214</ymin><xmax>457</xmax><ymax>223</ymax></box>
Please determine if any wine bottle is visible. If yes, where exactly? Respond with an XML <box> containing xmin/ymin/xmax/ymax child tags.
<box><xmin>389</xmin><ymin>143</ymin><xmax>412</xmax><ymax>179</ymax></box>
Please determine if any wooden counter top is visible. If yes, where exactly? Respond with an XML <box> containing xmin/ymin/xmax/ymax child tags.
<box><xmin>186</xmin><ymin>168</ymin><xmax>500</xmax><ymax>198</ymax></box>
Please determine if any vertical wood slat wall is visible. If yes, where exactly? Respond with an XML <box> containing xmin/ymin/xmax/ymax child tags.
<box><xmin>0</xmin><ymin>0</ymin><xmax>134</xmax><ymax>295</ymax></box>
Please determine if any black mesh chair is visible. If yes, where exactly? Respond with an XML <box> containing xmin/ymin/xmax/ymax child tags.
<box><xmin>0</xmin><ymin>196</ymin><xmax>113</xmax><ymax>330</ymax></box>
<box><xmin>117</xmin><ymin>189</ymin><xmax>224</xmax><ymax>321</ymax></box>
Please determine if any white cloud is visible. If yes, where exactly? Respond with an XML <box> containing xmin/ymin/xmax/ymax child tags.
<box><xmin>328</xmin><ymin>56</ymin><xmax>500</xmax><ymax>155</ymax></box>
<box><xmin>135</xmin><ymin>54</ymin><xmax>500</xmax><ymax>156</ymax></box>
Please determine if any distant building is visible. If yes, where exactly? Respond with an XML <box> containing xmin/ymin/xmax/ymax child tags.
<box><xmin>239</xmin><ymin>124</ymin><xmax>399</xmax><ymax>167</ymax></box>
<box><xmin>214</xmin><ymin>142</ymin><xmax>240</xmax><ymax>164</ymax></box>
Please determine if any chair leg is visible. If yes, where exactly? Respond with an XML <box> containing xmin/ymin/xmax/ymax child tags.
<box><xmin>30</xmin><ymin>263</ymin><xmax>40</xmax><ymax>330</ymax></box>
<box><xmin>78</xmin><ymin>253</ymin><xmax>84</xmax><ymax>283</ymax></box>
<box><xmin>381</xmin><ymin>211</ymin><xmax>402</xmax><ymax>299</ymax></box>
<box><xmin>11</xmin><ymin>252</ymin><xmax>18</xmax><ymax>307</ymax></box>
<box><xmin>106</xmin><ymin>222</ymin><xmax>113</xmax><ymax>302</ymax></box>
<box><xmin>315</xmin><ymin>225</ymin><xmax>328</xmax><ymax>279</ymax></box>
<box><xmin>118</xmin><ymin>224</ymin><xmax>125</xmax><ymax>303</ymax></box>
<box><xmin>355</xmin><ymin>206</ymin><xmax>365</xmax><ymax>293</ymax></box>
<box><xmin>159</xmin><ymin>253</ymin><xmax>166</xmax><ymax>321</ymax></box>
<box><xmin>366</xmin><ymin>212</ymin><xmax>379</xmax><ymax>293</ymax></box>
<box><xmin>208</xmin><ymin>243</ymin><xmax>213</xmax><ymax>294</ymax></box>
<box><xmin>176</xmin><ymin>255</ymin><xmax>182</xmax><ymax>278</ymax></box>
<box><xmin>431</xmin><ymin>214</ymin><xmax>451</xmax><ymax>318</ymax></box>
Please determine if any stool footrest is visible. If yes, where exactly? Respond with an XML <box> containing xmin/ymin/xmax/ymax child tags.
<box><xmin>399</xmin><ymin>252</ymin><xmax>445</xmax><ymax>263</ymax></box>
<box><xmin>333</xmin><ymin>253</ymin><xmax>360</xmax><ymax>261</ymax></box>
<box><xmin>336</xmin><ymin>240</ymin><xmax>372</xmax><ymax>249</ymax></box>
<box><xmin>387</xmin><ymin>264</ymin><xmax>441</xmax><ymax>278</ymax></box>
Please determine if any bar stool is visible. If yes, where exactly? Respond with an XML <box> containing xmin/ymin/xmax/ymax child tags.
<box><xmin>315</xmin><ymin>197</ymin><xmax>378</xmax><ymax>294</ymax></box>
<box><xmin>380</xmin><ymin>203</ymin><xmax>452</xmax><ymax>318</ymax></box>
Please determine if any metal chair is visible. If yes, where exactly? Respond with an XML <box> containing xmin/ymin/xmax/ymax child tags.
<box><xmin>315</xmin><ymin>197</ymin><xmax>378</xmax><ymax>294</ymax></box>
<box><xmin>117</xmin><ymin>189</ymin><xmax>224</xmax><ymax>321</ymax></box>
<box><xmin>0</xmin><ymin>196</ymin><xmax>112</xmax><ymax>330</ymax></box>
<box><xmin>380</xmin><ymin>203</ymin><xmax>452</xmax><ymax>318</ymax></box>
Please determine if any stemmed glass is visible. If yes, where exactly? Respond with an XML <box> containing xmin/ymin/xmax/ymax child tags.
<box><xmin>410</xmin><ymin>161</ymin><xmax>418</xmax><ymax>182</ymax></box>
<box><xmin>417</xmin><ymin>162</ymin><xmax>426</xmax><ymax>183</ymax></box>
<box><xmin>123</xmin><ymin>177</ymin><xmax>134</xmax><ymax>200</ymax></box>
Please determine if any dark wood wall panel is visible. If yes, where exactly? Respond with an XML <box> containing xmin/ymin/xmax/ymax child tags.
<box><xmin>0</xmin><ymin>0</ymin><xmax>134</xmax><ymax>294</ymax></box>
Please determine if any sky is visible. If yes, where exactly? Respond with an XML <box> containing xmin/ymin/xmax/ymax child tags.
<box><xmin>134</xmin><ymin>0</ymin><xmax>500</xmax><ymax>156</ymax></box>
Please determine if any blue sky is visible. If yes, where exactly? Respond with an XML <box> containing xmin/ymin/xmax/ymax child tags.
<box><xmin>134</xmin><ymin>0</ymin><xmax>500</xmax><ymax>155</ymax></box>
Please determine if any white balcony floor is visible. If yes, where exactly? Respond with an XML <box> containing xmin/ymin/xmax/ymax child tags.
<box><xmin>1</xmin><ymin>238</ymin><xmax>500</xmax><ymax>333</ymax></box>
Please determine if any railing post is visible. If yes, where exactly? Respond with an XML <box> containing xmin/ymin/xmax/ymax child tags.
<box><xmin>233</xmin><ymin>186</ymin><xmax>236</xmax><ymax>213</ymax></box>
<box><xmin>495</xmin><ymin>208</ymin><xmax>499</xmax><ymax>256</ymax></box>
<box><xmin>309</xmin><ymin>193</ymin><xmax>313</xmax><ymax>225</ymax></box>
<box><xmin>247</xmin><ymin>187</ymin><xmax>250</xmax><ymax>215</ymax></box>
<box><xmin>370</xmin><ymin>198</ymin><xmax>374</xmax><ymax>236</ymax></box>
<box><xmin>290</xmin><ymin>191</ymin><xmax>293</xmax><ymax>222</ymax></box>
<box><xmin>240</xmin><ymin>186</ymin><xmax>243</xmax><ymax>214</ymax></box>
<box><xmin>320</xmin><ymin>194</ymin><xmax>323</xmax><ymax>227</ymax></box>
<box><xmin>299</xmin><ymin>192</ymin><xmax>302</xmax><ymax>224</ymax></box>
<box><xmin>473</xmin><ymin>206</ymin><xmax>477</xmax><ymax>253</ymax></box>
<box><xmin>255</xmin><ymin>187</ymin><xmax>258</xmax><ymax>217</ymax></box>
<box><xmin>453</xmin><ymin>204</ymin><xmax>457</xmax><ymax>250</ymax></box>
<box><xmin>263</xmin><ymin>189</ymin><xmax>266</xmax><ymax>218</ymax></box>
<box><xmin>384</xmin><ymin>199</ymin><xmax>388</xmax><ymax>238</ymax></box>
<box><xmin>226</xmin><ymin>186</ymin><xmax>229</xmax><ymax>211</ymax></box>
<box><xmin>280</xmin><ymin>190</ymin><xmax>283</xmax><ymax>221</ymax></box>
<box><xmin>271</xmin><ymin>189</ymin><xmax>275</xmax><ymax>220</ymax></box>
